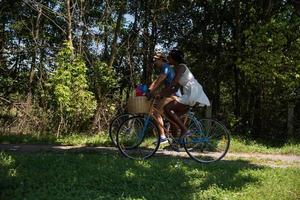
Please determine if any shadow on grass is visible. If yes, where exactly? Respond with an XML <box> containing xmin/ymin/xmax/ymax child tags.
<box><xmin>0</xmin><ymin>134</ymin><xmax>58</xmax><ymax>144</ymax></box>
<box><xmin>0</xmin><ymin>150</ymin><xmax>264</xmax><ymax>200</ymax></box>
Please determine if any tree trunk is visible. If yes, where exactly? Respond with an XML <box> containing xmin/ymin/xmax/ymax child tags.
<box><xmin>57</xmin><ymin>105</ymin><xmax>64</xmax><ymax>137</ymax></box>
<box><xmin>295</xmin><ymin>100</ymin><xmax>300</xmax><ymax>138</ymax></box>
<box><xmin>141</xmin><ymin>0</ymin><xmax>150</xmax><ymax>83</ymax></box>
<box><xmin>141</xmin><ymin>0</ymin><xmax>158</xmax><ymax>85</ymax></box>
<box><xmin>213</xmin><ymin>0</ymin><xmax>227</xmax><ymax>116</ymax></box>
<box><xmin>108</xmin><ymin>0</ymin><xmax>126</xmax><ymax>68</ymax></box>
<box><xmin>233</xmin><ymin>0</ymin><xmax>241</xmax><ymax>117</ymax></box>
<box><xmin>288</xmin><ymin>102</ymin><xmax>295</xmax><ymax>139</ymax></box>
<box><xmin>0</xmin><ymin>15</ymin><xmax>5</xmax><ymax>68</ymax></box>
<box><xmin>103</xmin><ymin>26</ymin><xmax>109</xmax><ymax>61</ymax></box>
<box><xmin>252</xmin><ymin>88</ymin><xmax>262</xmax><ymax>138</ymax></box>
<box><xmin>205</xmin><ymin>104</ymin><xmax>212</xmax><ymax>118</ymax></box>
<box><xmin>233</xmin><ymin>66</ymin><xmax>241</xmax><ymax>117</ymax></box>
<box><xmin>78</xmin><ymin>0</ymin><xmax>85</xmax><ymax>55</ymax></box>
<box><xmin>126</xmin><ymin>1</ymin><xmax>140</xmax><ymax>90</ymax></box>
<box><xmin>38</xmin><ymin>40</ymin><xmax>47</xmax><ymax>108</ymax></box>
<box><xmin>147</xmin><ymin>3</ymin><xmax>158</xmax><ymax>85</ymax></box>
<box><xmin>26</xmin><ymin>6</ymin><xmax>42</xmax><ymax>112</ymax></box>
<box><xmin>66</xmin><ymin>0</ymin><xmax>73</xmax><ymax>49</ymax></box>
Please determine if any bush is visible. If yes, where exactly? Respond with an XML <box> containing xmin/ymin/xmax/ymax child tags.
<box><xmin>48</xmin><ymin>42</ymin><xmax>96</xmax><ymax>136</ymax></box>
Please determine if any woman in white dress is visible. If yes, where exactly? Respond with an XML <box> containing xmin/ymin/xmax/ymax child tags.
<box><xmin>161</xmin><ymin>49</ymin><xmax>210</xmax><ymax>136</ymax></box>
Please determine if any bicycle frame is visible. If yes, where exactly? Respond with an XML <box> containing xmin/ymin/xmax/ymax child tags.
<box><xmin>139</xmin><ymin>97</ymin><xmax>205</xmax><ymax>144</ymax></box>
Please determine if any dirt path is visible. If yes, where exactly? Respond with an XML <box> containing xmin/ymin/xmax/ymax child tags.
<box><xmin>1</xmin><ymin>144</ymin><xmax>299</xmax><ymax>168</ymax></box>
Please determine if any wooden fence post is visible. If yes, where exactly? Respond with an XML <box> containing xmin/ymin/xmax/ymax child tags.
<box><xmin>288</xmin><ymin>102</ymin><xmax>295</xmax><ymax>138</ymax></box>
<box><xmin>205</xmin><ymin>104</ymin><xmax>212</xmax><ymax>119</ymax></box>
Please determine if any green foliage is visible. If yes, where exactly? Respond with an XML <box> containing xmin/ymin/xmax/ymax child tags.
<box><xmin>230</xmin><ymin>6</ymin><xmax>300</xmax><ymax>137</ymax></box>
<box><xmin>48</xmin><ymin>42</ymin><xmax>96</xmax><ymax>133</ymax></box>
<box><xmin>239</xmin><ymin>11</ymin><xmax>300</xmax><ymax>96</ymax></box>
<box><xmin>93</xmin><ymin>61</ymin><xmax>118</xmax><ymax>96</ymax></box>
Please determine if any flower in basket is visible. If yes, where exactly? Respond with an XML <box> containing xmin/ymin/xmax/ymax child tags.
<box><xmin>135</xmin><ymin>84</ymin><xmax>148</xmax><ymax>96</ymax></box>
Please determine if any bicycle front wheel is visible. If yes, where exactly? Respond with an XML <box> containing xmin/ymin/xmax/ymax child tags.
<box><xmin>116</xmin><ymin>116</ymin><xmax>160</xmax><ymax>160</ymax></box>
<box><xmin>184</xmin><ymin>118</ymin><xmax>230</xmax><ymax>163</ymax></box>
<box><xmin>109</xmin><ymin>113</ymin><xmax>134</xmax><ymax>147</ymax></box>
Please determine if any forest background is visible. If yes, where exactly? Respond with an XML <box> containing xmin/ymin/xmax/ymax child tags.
<box><xmin>0</xmin><ymin>0</ymin><xmax>299</xmax><ymax>143</ymax></box>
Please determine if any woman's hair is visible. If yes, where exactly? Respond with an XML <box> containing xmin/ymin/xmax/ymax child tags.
<box><xmin>169</xmin><ymin>49</ymin><xmax>186</xmax><ymax>64</ymax></box>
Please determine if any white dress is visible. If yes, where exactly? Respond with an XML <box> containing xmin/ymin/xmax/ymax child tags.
<box><xmin>175</xmin><ymin>64</ymin><xmax>210</xmax><ymax>107</ymax></box>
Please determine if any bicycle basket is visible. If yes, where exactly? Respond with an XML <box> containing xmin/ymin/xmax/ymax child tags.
<box><xmin>127</xmin><ymin>96</ymin><xmax>150</xmax><ymax>114</ymax></box>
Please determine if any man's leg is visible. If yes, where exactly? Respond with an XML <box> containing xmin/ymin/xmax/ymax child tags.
<box><xmin>153</xmin><ymin>111</ymin><xmax>166</xmax><ymax>138</ymax></box>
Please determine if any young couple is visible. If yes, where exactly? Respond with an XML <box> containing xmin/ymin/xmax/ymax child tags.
<box><xmin>148</xmin><ymin>49</ymin><xmax>210</xmax><ymax>144</ymax></box>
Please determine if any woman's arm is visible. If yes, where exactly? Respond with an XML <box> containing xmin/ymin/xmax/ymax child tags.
<box><xmin>159</xmin><ymin>64</ymin><xmax>186</xmax><ymax>97</ymax></box>
<box><xmin>171</xmin><ymin>64</ymin><xmax>186</xmax><ymax>86</ymax></box>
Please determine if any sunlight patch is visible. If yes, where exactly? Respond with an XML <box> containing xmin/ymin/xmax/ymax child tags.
<box><xmin>8</xmin><ymin>168</ymin><xmax>17</xmax><ymax>177</ymax></box>
<box><xmin>125</xmin><ymin>169</ymin><xmax>136</xmax><ymax>178</ymax></box>
<box><xmin>0</xmin><ymin>152</ymin><xmax>15</xmax><ymax>166</ymax></box>
<box><xmin>136</xmin><ymin>160</ymin><xmax>151</xmax><ymax>169</ymax></box>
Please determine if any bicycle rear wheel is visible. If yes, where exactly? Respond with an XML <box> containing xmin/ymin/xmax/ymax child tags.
<box><xmin>184</xmin><ymin>118</ymin><xmax>230</xmax><ymax>163</ymax></box>
<box><xmin>116</xmin><ymin>116</ymin><xmax>160</xmax><ymax>159</ymax></box>
<box><xmin>109</xmin><ymin>113</ymin><xmax>134</xmax><ymax>147</ymax></box>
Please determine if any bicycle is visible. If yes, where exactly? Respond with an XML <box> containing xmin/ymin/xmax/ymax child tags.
<box><xmin>116</xmin><ymin>97</ymin><xmax>230</xmax><ymax>163</ymax></box>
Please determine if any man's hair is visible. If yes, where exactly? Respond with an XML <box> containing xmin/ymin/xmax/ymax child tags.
<box><xmin>153</xmin><ymin>52</ymin><xmax>167</xmax><ymax>62</ymax></box>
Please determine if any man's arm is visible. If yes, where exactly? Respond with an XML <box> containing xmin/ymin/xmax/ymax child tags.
<box><xmin>149</xmin><ymin>74</ymin><xmax>167</xmax><ymax>95</ymax></box>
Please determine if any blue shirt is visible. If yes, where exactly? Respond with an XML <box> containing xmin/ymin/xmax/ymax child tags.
<box><xmin>160</xmin><ymin>63</ymin><xmax>181</xmax><ymax>97</ymax></box>
<box><xmin>161</xmin><ymin>63</ymin><xmax>175</xmax><ymax>86</ymax></box>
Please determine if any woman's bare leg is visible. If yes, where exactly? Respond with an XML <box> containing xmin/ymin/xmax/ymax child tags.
<box><xmin>164</xmin><ymin>100</ymin><xmax>189</xmax><ymax>136</ymax></box>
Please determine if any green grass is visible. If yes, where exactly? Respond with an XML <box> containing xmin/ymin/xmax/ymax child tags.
<box><xmin>0</xmin><ymin>151</ymin><xmax>299</xmax><ymax>200</ymax></box>
<box><xmin>1</xmin><ymin>133</ymin><xmax>300</xmax><ymax>155</ymax></box>
<box><xmin>230</xmin><ymin>137</ymin><xmax>300</xmax><ymax>155</ymax></box>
